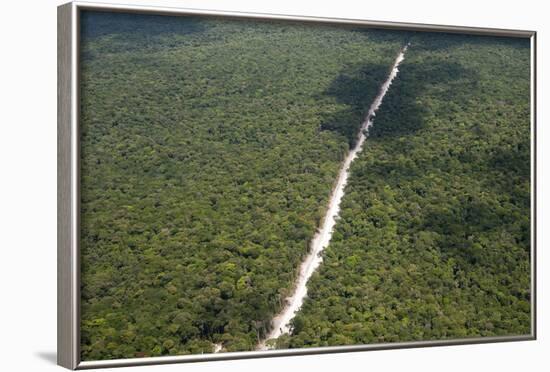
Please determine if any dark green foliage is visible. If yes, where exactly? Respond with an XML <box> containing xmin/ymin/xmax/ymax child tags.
<box><xmin>79</xmin><ymin>11</ymin><xmax>531</xmax><ymax>359</ymax></box>
<box><xmin>285</xmin><ymin>33</ymin><xmax>531</xmax><ymax>348</ymax></box>
<box><xmin>79</xmin><ymin>11</ymin><xmax>405</xmax><ymax>360</ymax></box>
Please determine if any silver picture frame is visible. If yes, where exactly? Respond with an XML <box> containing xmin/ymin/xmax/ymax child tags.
<box><xmin>58</xmin><ymin>1</ymin><xmax>537</xmax><ymax>369</ymax></box>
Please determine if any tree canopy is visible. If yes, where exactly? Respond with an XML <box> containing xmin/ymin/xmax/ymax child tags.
<box><xmin>282</xmin><ymin>33</ymin><xmax>531</xmax><ymax>349</ymax></box>
<box><xmin>79</xmin><ymin>11</ymin><xmax>407</xmax><ymax>360</ymax></box>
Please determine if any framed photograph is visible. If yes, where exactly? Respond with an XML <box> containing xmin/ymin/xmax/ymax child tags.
<box><xmin>57</xmin><ymin>1</ymin><xmax>536</xmax><ymax>369</ymax></box>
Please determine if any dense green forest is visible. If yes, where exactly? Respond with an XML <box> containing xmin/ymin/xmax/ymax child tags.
<box><xmin>280</xmin><ymin>33</ymin><xmax>531</xmax><ymax>349</ymax></box>
<box><xmin>79</xmin><ymin>11</ymin><xmax>407</xmax><ymax>360</ymax></box>
<box><xmin>79</xmin><ymin>11</ymin><xmax>531</xmax><ymax>360</ymax></box>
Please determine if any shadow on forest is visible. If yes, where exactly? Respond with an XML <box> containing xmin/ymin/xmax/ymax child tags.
<box><xmin>81</xmin><ymin>11</ymin><xmax>206</xmax><ymax>40</ymax></box>
<box><xmin>318</xmin><ymin>33</ymin><xmax>530</xmax><ymax>265</ymax></box>
<box><xmin>368</xmin><ymin>58</ymin><xmax>480</xmax><ymax>139</ymax></box>
<box><xmin>410</xmin><ymin>31</ymin><xmax>531</xmax><ymax>52</ymax></box>
<box><xmin>317</xmin><ymin>63</ymin><xmax>392</xmax><ymax>146</ymax></box>
<box><xmin>319</xmin><ymin>55</ymin><xmax>480</xmax><ymax>144</ymax></box>
<box><xmin>489</xmin><ymin>136</ymin><xmax>531</xmax><ymax>180</ymax></box>
<box><xmin>80</xmin><ymin>11</ymin><xmax>208</xmax><ymax>59</ymax></box>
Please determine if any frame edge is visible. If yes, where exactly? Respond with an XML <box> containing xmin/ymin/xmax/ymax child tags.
<box><xmin>73</xmin><ymin>0</ymin><xmax>535</xmax><ymax>38</ymax></box>
<box><xmin>531</xmin><ymin>31</ymin><xmax>537</xmax><ymax>341</ymax></box>
<box><xmin>62</xmin><ymin>2</ymin><xmax>537</xmax><ymax>369</ymax></box>
<box><xmin>58</xmin><ymin>1</ymin><xmax>79</xmax><ymax>370</ymax></box>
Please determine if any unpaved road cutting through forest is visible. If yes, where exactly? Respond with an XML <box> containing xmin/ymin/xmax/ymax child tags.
<box><xmin>256</xmin><ymin>44</ymin><xmax>410</xmax><ymax>351</ymax></box>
